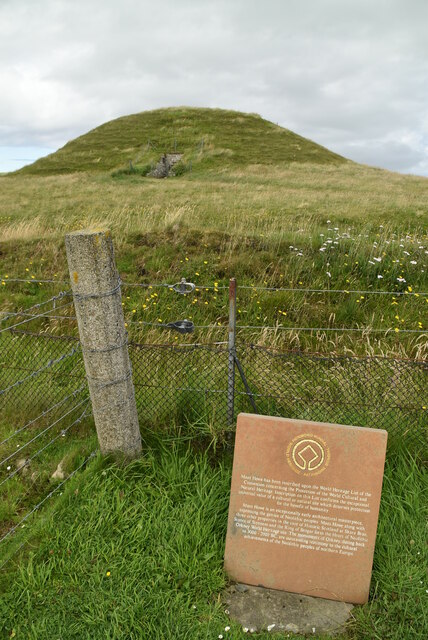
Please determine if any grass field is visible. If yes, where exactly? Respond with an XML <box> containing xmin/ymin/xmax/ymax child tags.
<box><xmin>0</xmin><ymin>108</ymin><xmax>427</xmax><ymax>638</ymax></box>
<box><xmin>0</xmin><ymin>432</ymin><xmax>427</xmax><ymax>640</ymax></box>
<box><xmin>1</xmin><ymin>159</ymin><xmax>427</xmax><ymax>356</ymax></box>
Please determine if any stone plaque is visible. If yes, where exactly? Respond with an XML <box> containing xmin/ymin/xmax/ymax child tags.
<box><xmin>224</xmin><ymin>414</ymin><xmax>388</xmax><ymax>604</ymax></box>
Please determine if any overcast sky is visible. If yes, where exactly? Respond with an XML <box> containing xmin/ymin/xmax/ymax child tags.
<box><xmin>1</xmin><ymin>0</ymin><xmax>427</xmax><ymax>175</ymax></box>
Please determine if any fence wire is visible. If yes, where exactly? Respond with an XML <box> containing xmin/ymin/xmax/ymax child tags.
<box><xmin>233</xmin><ymin>345</ymin><xmax>427</xmax><ymax>449</ymax></box>
<box><xmin>1</xmin><ymin>329</ymin><xmax>426</xmax><ymax>451</ymax></box>
<box><xmin>129</xmin><ymin>340</ymin><xmax>427</xmax><ymax>449</ymax></box>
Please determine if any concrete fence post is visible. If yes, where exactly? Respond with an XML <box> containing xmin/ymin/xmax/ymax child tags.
<box><xmin>65</xmin><ymin>229</ymin><xmax>142</xmax><ymax>458</ymax></box>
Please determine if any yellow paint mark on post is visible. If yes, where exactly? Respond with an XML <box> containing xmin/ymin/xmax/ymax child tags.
<box><xmin>73</xmin><ymin>271</ymin><xmax>79</xmax><ymax>284</ymax></box>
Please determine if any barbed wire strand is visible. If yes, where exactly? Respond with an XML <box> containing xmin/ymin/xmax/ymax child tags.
<box><xmin>0</xmin><ymin>278</ymin><xmax>69</xmax><ymax>285</ymax></box>
<box><xmin>123</xmin><ymin>318</ymin><xmax>426</xmax><ymax>334</ymax></box>
<box><xmin>0</xmin><ymin>312</ymin><xmax>77</xmax><ymax>321</ymax></box>
<box><xmin>235</xmin><ymin>325</ymin><xmax>427</xmax><ymax>334</ymax></box>
<box><xmin>0</xmin><ymin>385</ymin><xmax>87</xmax><ymax>447</ymax></box>
<box><xmin>0</xmin><ymin>342</ymin><xmax>81</xmax><ymax>397</ymax></box>
<box><xmin>0</xmin><ymin>291</ymin><xmax>71</xmax><ymax>323</ymax></box>
<box><xmin>0</xmin><ymin>405</ymin><xmax>92</xmax><ymax>489</ymax></box>
<box><xmin>235</xmin><ymin>285</ymin><xmax>428</xmax><ymax>296</ymax></box>
<box><xmin>120</xmin><ymin>281</ymin><xmax>426</xmax><ymax>296</ymax></box>
<box><xmin>0</xmin><ymin>301</ymin><xmax>74</xmax><ymax>334</ymax></box>
<box><xmin>1</xmin><ymin>277</ymin><xmax>426</xmax><ymax>297</ymax></box>
<box><xmin>0</xmin><ymin>450</ymin><xmax>97</xmax><ymax>553</ymax></box>
<box><xmin>0</xmin><ymin>397</ymin><xmax>90</xmax><ymax>468</ymax></box>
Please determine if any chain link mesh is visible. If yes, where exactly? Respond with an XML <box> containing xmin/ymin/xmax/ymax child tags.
<box><xmin>129</xmin><ymin>341</ymin><xmax>230</xmax><ymax>427</ymax></box>
<box><xmin>1</xmin><ymin>330</ymin><xmax>426</xmax><ymax>451</ymax></box>
<box><xmin>0</xmin><ymin>330</ymin><xmax>84</xmax><ymax>415</ymax></box>
<box><xmin>234</xmin><ymin>345</ymin><xmax>427</xmax><ymax>449</ymax></box>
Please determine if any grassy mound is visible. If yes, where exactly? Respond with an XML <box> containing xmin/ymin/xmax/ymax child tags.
<box><xmin>14</xmin><ymin>107</ymin><xmax>346</xmax><ymax>176</ymax></box>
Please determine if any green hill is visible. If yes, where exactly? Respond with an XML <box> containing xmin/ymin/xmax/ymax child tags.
<box><xmin>15</xmin><ymin>107</ymin><xmax>346</xmax><ymax>176</ymax></box>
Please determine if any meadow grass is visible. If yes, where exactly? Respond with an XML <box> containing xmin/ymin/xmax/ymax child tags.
<box><xmin>0</xmin><ymin>109</ymin><xmax>427</xmax><ymax>638</ymax></box>
<box><xmin>1</xmin><ymin>160</ymin><xmax>427</xmax><ymax>357</ymax></box>
<box><xmin>0</xmin><ymin>430</ymin><xmax>426</xmax><ymax>640</ymax></box>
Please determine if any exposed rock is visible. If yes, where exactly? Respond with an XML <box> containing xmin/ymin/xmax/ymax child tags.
<box><xmin>15</xmin><ymin>458</ymin><xmax>30</xmax><ymax>475</ymax></box>
<box><xmin>223</xmin><ymin>584</ymin><xmax>353</xmax><ymax>636</ymax></box>
<box><xmin>148</xmin><ymin>153</ymin><xmax>182</xmax><ymax>178</ymax></box>
<box><xmin>51</xmin><ymin>460</ymin><xmax>66</xmax><ymax>481</ymax></box>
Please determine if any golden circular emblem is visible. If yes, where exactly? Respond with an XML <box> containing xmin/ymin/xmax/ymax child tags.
<box><xmin>286</xmin><ymin>433</ymin><xmax>330</xmax><ymax>476</ymax></box>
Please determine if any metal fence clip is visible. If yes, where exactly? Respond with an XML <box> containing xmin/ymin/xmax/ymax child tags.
<box><xmin>166</xmin><ymin>319</ymin><xmax>194</xmax><ymax>334</ymax></box>
<box><xmin>171</xmin><ymin>278</ymin><xmax>195</xmax><ymax>294</ymax></box>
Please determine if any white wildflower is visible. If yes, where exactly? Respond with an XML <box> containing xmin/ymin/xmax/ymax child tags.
<box><xmin>267</xmin><ymin>623</ymin><xmax>276</xmax><ymax>631</ymax></box>
<box><xmin>326</xmin><ymin>272</ymin><xmax>331</xmax><ymax>278</ymax></box>
<box><xmin>410</xmin><ymin>260</ymin><xmax>417</xmax><ymax>265</ymax></box>
<box><xmin>377</xmin><ymin>275</ymin><xmax>383</xmax><ymax>279</ymax></box>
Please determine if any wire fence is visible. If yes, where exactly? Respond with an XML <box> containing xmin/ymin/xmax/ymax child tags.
<box><xmin>129</xmin><ymin>339</ymin><xmax>427</xmax><ymax>448</ymax></box>
<box><xmin>0</xmin><ymin>323</ymin><xmax>94</xmax><ymax>565</ymax></box>
<box><xmin>0</xmin><ymin>294</ymin><xmax>428</xmax><ymax>448</ymax></box>
<box><xmin>1</xmin><ymin>329</ymin><xmax>425</xmax><ymax>450</ymax></box>
<box><xmin>0</xmin><ymin>278</ymin><xmax>427</xmax><ymax>569</ymax></box>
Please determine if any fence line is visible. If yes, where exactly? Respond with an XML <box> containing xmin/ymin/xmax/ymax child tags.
<box><xmin>0</xmin><ymin>343</ymin><xmax>81</xmax><ymax>396</ymax></box>
<box><xmin>0</xmin><ymin>301</ymin><xmax>74</xmax><ymax>334</ymax></box>
<box><xmin>0</xmin><ymin>405</ymin><xmax>92</xmax><ymax>489</ymax></box>
<box><xmin>0</xmin><ymin>397</ymin><xmax>90</xmax><ymax>468</ymax></box>
<box><xmin>0</xmin><ymin>291</ymin><xmax>71</xmax><ymax>323</ymax></box>
<box><xmin>2</xmin><ymin>276</ymin><xmax>427</xmax><ymax>297</ymax></box>
<box><xmin>0</xmin><ymin>385</ymin><xmax>87</xmax><ymax>447</ymax></box>
<box><xmin>0</xmin><ymin>450</ymin><xmax>97</xmax><ymax>569</ymax></box>
<box><xmin>0</xmin><ymin>311</ymin><xmax>77</xmax><ymax>321</ymax></box>
<box><xmin>1</xmin><ymin>312</ymin><xmax>426</xmax><ymax>335</ymax></box>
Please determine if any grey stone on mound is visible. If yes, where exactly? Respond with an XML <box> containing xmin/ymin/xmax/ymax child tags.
<box><xmin>148</xmin><ymin>153</ymin><xmax>182</xmax><ymax>178</ymax></box>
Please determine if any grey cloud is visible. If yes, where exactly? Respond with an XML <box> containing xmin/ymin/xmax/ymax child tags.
<box><xmin>0</xmin><ymin>0</ymin><xmax>427</xmax><ymax>174</ymax></box>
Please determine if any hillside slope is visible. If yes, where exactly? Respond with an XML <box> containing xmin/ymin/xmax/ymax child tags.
<box><xmin>15</xmin><ymin>107</ymin><xmax>346</xmax><ymax>175</ymax></box>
